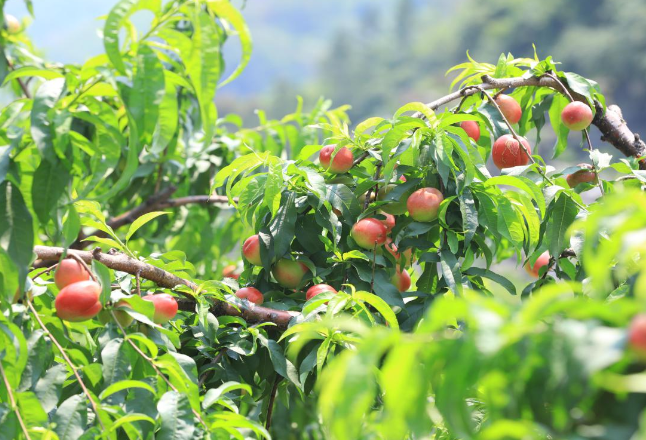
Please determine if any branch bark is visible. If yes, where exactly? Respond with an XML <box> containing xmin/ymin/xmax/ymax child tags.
<box><xmin>33</xmin><ymin>246</ymin><xmax>298</xmax><ymax>329</ymax></box>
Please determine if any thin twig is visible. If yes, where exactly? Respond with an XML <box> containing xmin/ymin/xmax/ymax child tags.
<box><xmin>265</xmin><ymin>376</ymin><xmax>282</xmax><ymax>430</ymax></box>
<box><xmin>0</xmin><ymin>362</ymin><xmax>32</xmax><ymax>439</ymax></box>
<box><xmin>68</xmin><ymin>253</ymin><xmax>98</xmax><ymax>283</ymax></box>
<box><xmin>198</xmin><ymin>350</ymin><xmax>226</xmax><ymax>388</ymax></box>
<box><xmin>30</xmin><ymin>263</ymin><xmax>59</xmax><ymax>281</ymax></box>
<box><xmin>26</xmin><ymin>299</ymin><xmax>106</xmax><ymax>430</ymax></box>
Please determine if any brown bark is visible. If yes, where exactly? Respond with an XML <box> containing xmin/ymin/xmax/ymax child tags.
<box><xmin>34</xmin><ymin>246</ymin><xmax>298</xmax><ymax>329</ymax></box>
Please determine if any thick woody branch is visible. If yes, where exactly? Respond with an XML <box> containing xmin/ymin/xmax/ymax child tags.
<box><xmin>33</xmin><ymin>245</ymin><xmax>297</xmax><ymax>329</ymax></box>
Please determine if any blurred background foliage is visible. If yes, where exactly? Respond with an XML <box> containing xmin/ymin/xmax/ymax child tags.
<box><xmin>6</xmin><ymin>0</ymin><xmax>646</xmax><ymax>135</ymax></box>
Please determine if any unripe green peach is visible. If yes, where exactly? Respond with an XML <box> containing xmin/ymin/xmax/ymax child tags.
<box><xmin>272</xmin><ymin>259</ymin><xmax>310</xmax><ymax>289</ymax></box>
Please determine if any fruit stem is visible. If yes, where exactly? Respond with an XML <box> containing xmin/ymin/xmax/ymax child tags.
<box><xmin>26</xmin><ymin>298</ymin><xmax>107</xmax><ymax>430</ymax></box>
<box><xmin>68</xmin><ymin>253</ymin><xmax>98</xmax><ymax>283</ymax></box>
<box><xmin>0</xmin><ymin>361</ymin><xmax>32</xmax><ymax>439</ymax></box>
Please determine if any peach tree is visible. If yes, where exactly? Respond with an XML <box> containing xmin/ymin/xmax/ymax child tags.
<box><xmin>1</xmin><ymin>1</ymin><xmax>646</xmax><ymax>439</ymax></box>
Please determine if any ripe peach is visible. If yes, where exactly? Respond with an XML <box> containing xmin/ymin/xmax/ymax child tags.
<box><xmin>561</xmin><ymin>101</ymin><xmax>593</xmax><ymax>131</ymax></box>
<box><xmin>55</xmin><ymin>259</ymin><xmax>91</xmax><ymax>290</ymax></box>
<box><xmin>235</xmin><ymin>287</ymin><xmax>264</xmax><ymax>305</ymax></box>
<box><xmin>391</xmin><ymin>269</ymin><xmax>411</xmax><ymax>293</ymax></box>
<box><xmin>566</xmin><ymin>164</ymin><xmax>598</xmax><ymax>188</ymax></box>
<box><xmin>143</xmin><ymin>294</ymin><xmax>178</xmax><ymax>324</ymax></box>
<box><xmin>460</xmin><ymin>120</ymin><xmax>480</xmax><ymax>141</ymax></box>
<box><xmin>492</xmin><ymin>134</ymin><xmax>532</xmax><ymax>169</ymax></box>
<box><xmin>272</xmin><ymin>259</ymin><xmax>310</xmax><ymax>289</ymax></box>
<box><xmin>306</xmin><ymin>284</ymin><xmax>337</xmax><ymax>301</ymax></box>
<box><xmin>525</xmin><ymin>251</ymin><xmax>550</xmax><ymax>278</ymax></box>
<box><xmin>351</xmin><ymin>218</ymin><xmax>388</xmax><ymax>250</ymax></box>
<box><xmin>629</xmin><ymin>314</ymin><xmax>646</xmax><ymax>353</ymax></box>
<box><xmin>319</xmin><ymin>145</ymin><xmax>354</xmax><ymax>174</ymax></box>
<box><xmin>242</xmin><ymin>235</ymin><xmax>262</xmax><ymax>266</ymax></box>
<box><xmin>406</xmin><ymin>187</ymin><xmax>444</xmax><ymax>222</ymax></box>
<box><xmin>55</xmin><ymin>281</ymin><xmax>102</xmax><ymax>322</ymax></box>
<box><xmin>494</xmin><ymin>94</ymin><xmax>522</xmax><ymax>124</ymax></box>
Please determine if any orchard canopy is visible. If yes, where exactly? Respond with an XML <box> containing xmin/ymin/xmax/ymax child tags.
<box><xmin>2</xmin><ymin>1</ymin><xmax>646</xmax><ymax>439</ymax></box>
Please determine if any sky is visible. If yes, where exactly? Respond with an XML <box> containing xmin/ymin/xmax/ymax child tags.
<box><xmin>3</xmin><ymin>0</ymin><xmax>401</xmax><ymax>97</ymax></box>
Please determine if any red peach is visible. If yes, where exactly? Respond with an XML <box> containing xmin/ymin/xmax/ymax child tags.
<box><xmin>492</xmin><ymin>134</ymin><xmax>532</xmax><ymax>169</ymax></box>
<box><xmin>242</xmin><ymin>235</ymin><xmax>262</xmax><ymax>266</ymax></box>
<box><xmin>561</xmin><ymin>101</ymin><xmax>593</xmax><ymax>131</ymax></box>
<box><xmin>143</xmin><ymin>294</ymin><xmax>178</xmax><ymax>324</ymax></box>
<box><xmin>391</xmin><ymin>269</ymin><xmax>411</xmax><ymax>293</ymax></box>
<box><xmin>235</xmin><ymin>287</ymin><xmax>264</xmax><ymax>305</ymax></box>
<box><xmin>566</xmin><ymin>164</ymin><xmax>598</xmax><ymax>188</ymax></box>
<box><xmin>55</xmin><ymin>259</ymin><xmax>91</xmax><ymax>290</ymax></box>
<box><xmin>222</xmin><ymin>264</ymin><xmax>240</xmax><ymax>280</ymax></box>
<box><xmin>55</xmin><ymin>281</ymin><xmax>102</xmax><ymax>322</ymax></box>
<box><xmin>494</xmin><ymin>94</ymin><xmax>522</xmax><ymax>124</ymax></box>
<box><xmin>319</xmin><ymin>145</ymin><xmax>354</xmax><ymax>174</ymax></box>
<box><xmin>98</xmin><ymin>299</ymin><xmax>134</xmax><ymax>327</ymax></box>
<box><xmin>460</xmin><ymin>120</ymin><xmax>480</xmax><ymax>141</ymax></box>
<box><xmin>351</xmin><ymin>218</ymin><xmax>388</xmax><ymax>250</ymax></box>
<box><xmin>629</xmin><ymin>314</ymin><xmax>646</xmax><ymax>353</ymax></box>
<box><xmin>525</xmin><ymin>251</ymin><xmax>550</xmax><ymax>278</ymax></box>
<box><xmin>406</xmin><ymin>187</ymin><xmax>444</xmax><ymax>222</ymax></box>
<box><xmin>306</xmin><ymin>284</ymin><xmax>338</xmax><ymax>301</ymax></box>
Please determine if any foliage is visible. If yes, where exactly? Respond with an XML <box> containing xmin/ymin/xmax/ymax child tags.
<box><xmin>1</xmin><ymin>1</ymin><xmax>646</xmax><ymax>440</ymax></box>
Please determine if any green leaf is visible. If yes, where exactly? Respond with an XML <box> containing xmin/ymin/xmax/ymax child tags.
<box><xmin>62</xmin><ymin>206</ymin><xmax>81</xmax><ymax>248</ymax></box>
<box><xmin>353</xmin><ymin>290</ymin><xmax>399</xmax><ymax>330</ymax></box>
<box><xmin>31</xmin><ymin>78</ymin><xmax>65</xmax><ymax>159</ymax></box>
<box><xmin>16</xmin><ymin>391</ymin><xmax>48</xmax><ymax>429</ymax></box>
<box><xmin>31</xmin><ymin>157</ymin><xmax>70</xmax><ymax>225</ymax></box>
<box><xmin>202</xmin><ymin>381</ymin><xmax>252</xmax><ymax>410</ymax></box>
<box><xmin>459</xmin><ymin>188</ymin><xmax>477</xmax><ymax>249</ymax></box>
<box><xmin>53</xmin><ymin>395</ymin><xmax>87</xmax><ymax>440</ymax></box>
<box><xmin>440</xmin><ymin>249</ymin><xmax>463</xmax><ymax>296</ymax></box>
<box><xmin>91</xmin><ymin>260</ymin><xmax>112</xmax><ymax>305</ymax></box>
<box><xmin>2</xmin><ymin>67</ymin><xmax>64</xmax><ymax>85</ymax></box>
<box><xmin>103</xmin><ymin>0</ymin><xmax>143</xmax><ymax>74</ymax></box>
<box><xmin>126</xmin><ymin>211</ymin><xmax>170</xmax><ymax>242</ymax></box>
<box><xmin>99</xmin><ymin>380</ymin><xmax>156</xmax><ymax>400</ymax></box>
<box><xmin>207</xmin><ymin>0</ymin><xmax>252</xmax><ymax>87</ymax></box>
<box><xmin>465</xmin><ymin>267</ymin><xmax>516</xmax><ymax>295</ymax></box>
<box><xmin>130</xmin><ymin>45</ymin><xmax>165</xmax><ymax>147</ymax></box>
<box><xmin>151</xmin><ymin>80</ymin><xmax>179</xmax><ymax>154</ymax></box>
<box><xmin>187</xmin><ymin>10</ymin><xmax>222</xmax><ymax>144</ymax></box>
<box><xmin>268</xmin><ymin>192</ymin><xmax>297</xmax><ymax>259</ymax></box>
<box><xmin>484</xmin><ymin>175</ymin><xmax>545</xmax><ymax>217</ymax></box>
<box><xmin>547</xmin><ymin>193</ymin><xmax>578</xmax><ymax>258</ymax></box>
<box><xmin>549</xmin><ymin>93</ymin><xmax>570</xmax><ymax>158</ymax></box>
<box><xmin>0</xmin><ymin>182</ymin><xmax>34</xmax><ymax>285</ymax></box>
<box><xmin>157</xmin><ymin>391</ymin><xmax>196</xmax><ymax>440</ymax></box>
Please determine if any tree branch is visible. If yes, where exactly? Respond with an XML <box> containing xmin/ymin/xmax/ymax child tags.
<box><xmin>426</xmin><ymin>74</ymin><xmax>646</xmax><ymax>169</ymax></box>
<box><xmin>33</xmin><ymin>246</ymin><xmax>298</xmax><ymax>329</ymax></box>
